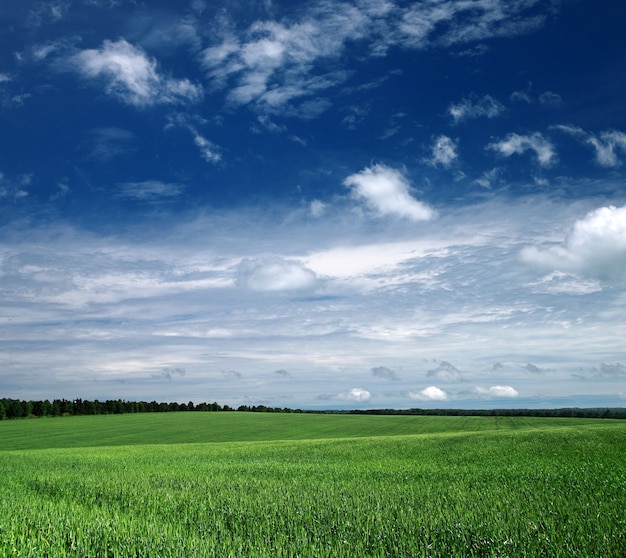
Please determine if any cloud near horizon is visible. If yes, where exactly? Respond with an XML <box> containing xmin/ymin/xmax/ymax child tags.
<box><xmin>410</xmin><ymin>386</ymin><xmax>448</xmax><ymax>402</ymax></box>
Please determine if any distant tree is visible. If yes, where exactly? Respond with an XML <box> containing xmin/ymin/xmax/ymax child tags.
<box><xmin>21</xmin><ymin>400</ymin><xmax>33</xmax><ymax>417</ymax></box>
<box><xmin>0</xmin><ymin>400</ymin><xmax>5</xmax><ymax>420</ymax></box>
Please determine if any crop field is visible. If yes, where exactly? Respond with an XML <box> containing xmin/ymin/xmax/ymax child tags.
<box><xmin>1</xmin><ymin>413</ymin><xmax>625</xmax><ymax>557</ymax></box>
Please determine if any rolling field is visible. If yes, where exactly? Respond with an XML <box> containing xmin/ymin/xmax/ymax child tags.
<box><xmin>1</xmin><ymin>413</ymin><xmax>625</xmax><ymax>556</ymax></box>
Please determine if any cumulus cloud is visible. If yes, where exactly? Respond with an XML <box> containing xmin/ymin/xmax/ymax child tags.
<box><xmin>428</xmin><ymin>135</ymin><xmax>458</xmax><ymax>167</ymax></box>
<box><xmin>521</xmin><ymin>205</ymin><xmax>626</xmax><ymax>282</ymax></box>
<box><xmin>237</xmin><ymin>257</ymin><xmax>319</xmax><ymax>292</ymax></box>
<box><xmin>448</xmin><ymin>94</ymin><xmax>505</xmax><ymax>124</ymax></box>
<box><xmin>344</xmin><ymin>164</ymin><xmax>436</xmax><ymax>221</ymax></box>
<box><xmin>372</xmin><ymin>366</ymin><xmax>399</xmax><ymax>381</ymax></box>
<box><xmin>487</xmin><ymin>132</ymin><xmax>556</xmax><ymax>167</ymax></box>
<box><xmin>427</xmin><ymin>361</ymin><xmax>462</xmax><ymax>382</ymax></box>
<box><xmin>69</xmin><ymin>39</ymin><xmax>203</xmax><ymax>107</ymax></box>
<box><xmin>410</xmin><ymin>386</ymin><xmax>448</xmax><ymax>401</ymax></box>
<box><xmin>474</xmin><ymin>385</ymin><xmax>519</xmax><ymax>398</ymax></box>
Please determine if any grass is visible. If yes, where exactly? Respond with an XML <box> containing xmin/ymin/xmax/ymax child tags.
<box><xmin>0</xmin><ymin>413</ymin><xmax>625</xmax><ymax>556</ymax></box>
<box><xmin>0</xmin><ymin>411</ymin><xmax>603</xmax><ymax>450</ymax></box>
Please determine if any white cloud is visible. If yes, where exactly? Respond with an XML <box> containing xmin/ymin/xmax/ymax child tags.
<box><xmin>554</xmin><ymin>126</ymin><xmax>626</xmax><ymax>167</ymax></box>
<box><xmin>201</xmin><ymin>1</ymin><xmax>553</xmax><ymax>115</ymax></box>
<box><xmin>3</xmin><ymin>197</ymin><xmax>626</xmax><ymax>406</ymax></box>
<box><xmin>448</xmin><ymin>94</ymin><xmax>505</xmax><ymax>124</ymax></box>
<box><xmin>344</xmin><ymin>164</ymin><xmax>436</xmax><ymax>221</ymax></box>
<box><xmin>324</xmin><ymin>387</ymin><xmax>372</xmax><ymax>403</ymax></box>
<box><xmin>164</xmin><ymin>114</ymin><xmax>221</xmax><ymax>164</ymax></box>
<box><xmin>192</xmin><ymin>131</ymin><xmax>222</xmax><ymax>163</ymax></box>
<box><xmin>474</xmin><ymin>385</ymin><xmax>519</xmax><ymax>398</ymax></box>
<box><xmin>587</xmin><ymin>131</ymin><xmax>626</xmax><ymax>167</ymax></box>
<box><xmin>346</xmin><ymin>387</ymin><xmax>371</xmax><ymax>402</ymax></box>
<box><xmin>237</xmin><ymin>257</ymin><xmax>319</xmax><ymax>292</ymax></box>
<box><xmin>428</xmin><ymin>135</ymin><xmax>458</xmax><ymax>167</ymax></box>
<box><xmin>70</xmin><ymin>39</ymin><xmax>203</xmax><ymax>107</ymax></box>
<box><xmin>202</xmin><ymin>5</ymin><xmax>369</xmax><ymax>113</ymax></box>
<box><xmin>410</xmin><ymin>386</ymin><xmax>448</xmax><ymax>401</ymax></box>
<box><xmin>521</xmin><ymin>205</ymin><xmax>626</xmax><ymax>282</ymax></box>
<box><xmin>487</xmin><ymin>132</ymin><xmax>556</xmax><ymax>167</ymax></box>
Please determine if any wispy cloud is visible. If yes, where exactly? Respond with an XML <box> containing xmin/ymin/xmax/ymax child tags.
<box><xmin>200</xmin><ymin>0</ymin><xmax>555</xmax><ymax>115</ymax></box>
<box><xmin>521</xmin><ymin>204</ymin><xmax>626</xmax><ymax>282</ymax></box>
<box><xmin>201</xmin><ymin>4</ymin><xmax>369</xmax><ymax>114</ymax></box>
<box><xmin>68</xmin><ymin>39</ymin><xmax>203</xmax><ymax>107</ymax></box>
<box><xmin>427</xmin><ymin>135</ymin><xmax>458</xmax><ymax>167</ymax></box>
<box><xmin>539</xmin><ymin>91</ymin><xmax>563</xmax><ymax>107</ymax></box>
<box><xmin>88</xmin><ymin>127</ymin><xmax>135</xmax><ymax>161</ymax></box>
<box><xmin>488</xmin><ymin>132</ymin><xmax>556</xmax><ymax>167</ymax></box>
<box><xmin>344</xmin><ymin>164</ymin><xmax>436</xmax><ymax>221</ymax></box>
<box><xmin>28</xmin><ymin>1</ymin><xmax>70</xmax><ymax>27</ymax></box>
<box><xmin>165</xmin><ymin>113</ymin><xmax>221</xmax><ymax>164</ymax></box>
<box><xmin>116</xmin><ymin>181</ymin><xmax>184</xmax><ymax>201</ymax></box>
<box><xmin>555</xmin><ymin>125</ymin><xmax>626</xmax><ymax>167</ymax></box>
<box><xmin>448</xmin><ymin>94</ymin><xmax>505</xmax><ymax>124</ymax></box>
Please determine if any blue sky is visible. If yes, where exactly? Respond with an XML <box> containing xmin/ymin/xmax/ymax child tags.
<box><xmin>1</xmin><ymin>0</ymin><xmax>626</xmax><ymax>409</ymax></box>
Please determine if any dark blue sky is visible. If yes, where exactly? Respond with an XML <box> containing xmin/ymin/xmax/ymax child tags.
<box><xmin>1</xmin><ymin>0</ymin><xmax>626</xmax><ymax>408</ymax></box>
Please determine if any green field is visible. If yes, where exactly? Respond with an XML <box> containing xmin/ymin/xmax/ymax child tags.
<box><xmin>1</xmin><ymin>413</ymin><xmax>625</xmax><ymax>557</ymax></box>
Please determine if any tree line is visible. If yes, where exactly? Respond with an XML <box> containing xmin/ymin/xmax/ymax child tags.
<box><xmin>1</xmin><ymin>397</ymin><xmax>624</xmax><ymax>420</ymax></box>
<box><xmin>348</xmin><ymin>407</ymin><xmax>626</xmax><ymax>419</ymax></box>
<box><xmin>0</xmin><ymin>398</ymin><xmax>308</xmax><ymax>420</ymax></box>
